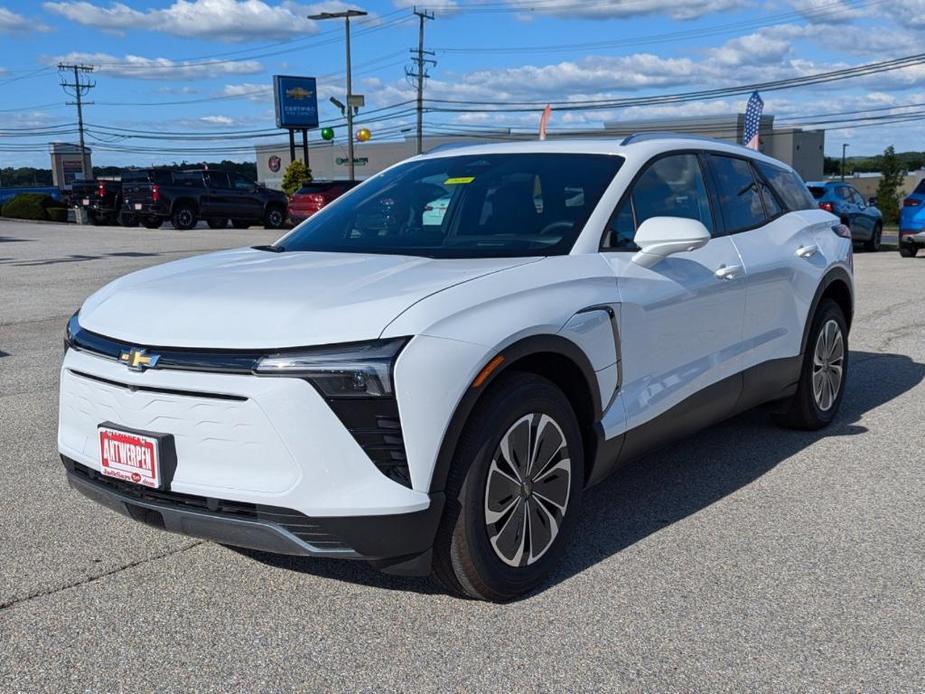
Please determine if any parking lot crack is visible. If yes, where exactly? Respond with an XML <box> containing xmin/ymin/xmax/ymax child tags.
<box><xmin>0</xmin><ymin>540</ymin><xmax>204</xmax><ymax>611</ymax></box>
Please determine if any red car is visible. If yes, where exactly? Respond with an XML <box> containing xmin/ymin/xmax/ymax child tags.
<box><xmin>288</xmin><ymin>180</ymin><xmax>359</xmax><ymax>225</ymax></box>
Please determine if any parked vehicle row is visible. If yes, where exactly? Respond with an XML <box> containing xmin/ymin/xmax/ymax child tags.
<box><xmin>59</xmin><ymin>135</ymin><xmax>854</xmax><ymax>601</ymax></box>
<box><xmin>69</xmin><ymin>179</ymin><xmax>135</xmax><ymax>227</ymax></box>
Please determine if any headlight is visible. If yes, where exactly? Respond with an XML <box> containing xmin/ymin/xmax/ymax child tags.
<box><xmin>254</xmin><ymin>338</ymin><xmax>408</xmax><ymax>398</ymax></box>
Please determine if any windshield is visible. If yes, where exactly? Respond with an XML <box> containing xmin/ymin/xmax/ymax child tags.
<box><xmin>274</xmin><ymin>153</ymin><xmax>623</xmax><ymax>258</ymax></box>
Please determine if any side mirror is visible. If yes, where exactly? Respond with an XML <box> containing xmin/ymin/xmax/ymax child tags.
<box><xmin>631</xmin><ymin>217</ymin><xmax>711</xmax><ymax>268</ymax></box>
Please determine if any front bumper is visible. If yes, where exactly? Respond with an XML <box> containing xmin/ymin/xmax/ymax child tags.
<box><xmin>62</xmin><ymin>456</ymin><xmax>443</xmax><ymax>569</ymax></box>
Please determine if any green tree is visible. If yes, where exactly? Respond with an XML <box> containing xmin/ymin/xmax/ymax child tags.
<box><xmin>280</xmin><ymin>159</ymin><xmax>312</xmax><ymax>197</ymax></box>
<box><xmin>875</xmin><ymin>146</ymin><xmax>906</xmax><ymax>225</ymax></box>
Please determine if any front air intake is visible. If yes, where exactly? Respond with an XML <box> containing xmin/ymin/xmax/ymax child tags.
<box><xmin>325</xmin><ymin>399</ymin><xmax>412</xmax><ymax>488</ymax></box>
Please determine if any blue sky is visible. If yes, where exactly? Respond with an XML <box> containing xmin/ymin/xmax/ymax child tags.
<box><xmin>2</xmin><ymin>0</ymin><xmax>924</xmax><ymax>169</ymax></box>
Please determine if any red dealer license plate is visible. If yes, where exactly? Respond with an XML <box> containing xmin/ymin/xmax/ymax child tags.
<box><xmin>99</xmin><ymin>426</ymin><xmax>161</xmax><ymax>488</ymax></box>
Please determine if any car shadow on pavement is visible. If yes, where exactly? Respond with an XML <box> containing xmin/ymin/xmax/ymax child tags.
<box><xmin>235</xmin><ymin>350</ymin><xmax>924</xmax><ymax>599</ymax></box>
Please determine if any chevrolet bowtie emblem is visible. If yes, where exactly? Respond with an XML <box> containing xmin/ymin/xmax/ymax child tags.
<box><xmin>120</xmin><ymin>348</ymin><xmax>159</xmax><ymax>372</ymax></box>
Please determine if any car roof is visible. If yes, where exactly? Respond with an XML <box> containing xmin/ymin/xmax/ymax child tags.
<box><xmin>417</xmin><ymin>135</ymin><xmax>794</xmax><ymax>171</ymax></box>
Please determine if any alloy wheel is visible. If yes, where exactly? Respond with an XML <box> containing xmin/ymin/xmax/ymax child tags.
<box><xmin>484</xmin><ymin>413</ymin><xmax>572</xmax><ymax>567</ymax></box>
<box><xmin>812</xmin><ymin>319</ymin><xmax>845</xmax><ymax>411</ymax></box>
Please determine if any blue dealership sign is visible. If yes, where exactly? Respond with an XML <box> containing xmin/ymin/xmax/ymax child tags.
<box><xmin>273</xmin><ymin>75</ymin><xmax>319</xmax><ymax>129</ymax></box>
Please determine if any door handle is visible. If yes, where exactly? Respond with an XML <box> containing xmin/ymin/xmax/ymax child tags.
<box><xmin>796</xmin><ymin>244</ymin><xmax>819</xmax><ymax>258</ymax></box>
<box><xmin>714</xmin><ymin>264</ymin><xmax>743</xmax><ymax>281</ymax></box>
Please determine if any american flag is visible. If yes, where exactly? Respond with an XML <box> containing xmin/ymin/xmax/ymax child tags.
<box><xmin>743</xmin><ymin>91</ymin><xmax>764</xmax><ymax>150</ymax></box>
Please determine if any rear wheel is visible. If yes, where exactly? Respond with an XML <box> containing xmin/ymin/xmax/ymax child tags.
<box><xmin>432</xmin><ymin>372</ymin><xmax>583</xmax><ymax>602</ymax></box>
<box><xmin>172</xmin><ymin>204</ymin><xmax>197</xmax><ymax>230</ymax></box>
<box><xmin>206</xmin><ymin>218</ymin><xmax>229</xmax><ymax>229</ymax></box>
<box><xmin>899</xmin><ymin>244</ymin><xmax>918</xmax><ymax>257</ymax></box>
<box><xmin>864</xmin><ymin>222</ymin><xmax>882</xmax><ymax>252</ymax></box>
<box><xmin>118</xmin><ymin>212</ymin><xmax>139</xmax><ymax>227</ymax></box>
<box><xmin>773</xmin><ymin>299</ymin><xmax>848</xmax><ymax>430</ymax></box>
<box><xmin>264</xmin><ymin>206</ymin><xmax>285</xmax><ymax>230</ymax></box>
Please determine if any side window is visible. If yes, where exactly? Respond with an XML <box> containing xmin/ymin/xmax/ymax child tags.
<box><xmin>851</xmin><ymin>190</ymin><xmax>866</xmax><ymax>206</ymax></box>
<box><xmin>603</xmin><ymin>153</ymin><xmax>713</xmax><ymax>250</ymax></box>
<box><xmin>206</xmin><ymin>172</ymin><xmax>231</xmax><ymax>189</ymax></box>
<box><xmin>837</xmin><ymin>186</ymin><xmax>852</xmax><ymax>201</ymax></box>
<box><xmin>708</xmin><ymin>155</ymin><xmax>767</xmax><ymax>233</ymax></box>
<box><xmin>753</xmin><ymin>161</ymin><xmax>816</xmax><ymax>211</ymax></box>
<box><xmin>753</xmin><ymin>162</ymin><xmax>782</xmax><ymax>219</ymax></box>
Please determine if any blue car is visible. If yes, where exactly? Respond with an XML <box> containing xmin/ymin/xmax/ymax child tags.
<box><xmin>898</xmin><ymin>179</ymin><xmax>925</xmax><ymax>257</ymax></box>
<box><xmin>807</xmin><ymin>181</ymin><xmax>883</xmax><ymax>251</ymax></box>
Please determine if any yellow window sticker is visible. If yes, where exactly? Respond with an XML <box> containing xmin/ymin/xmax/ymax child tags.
<box><xmin>445</xmin><ymin>176</ymin><xmax>475</xmax><ymax>185</ymax></box>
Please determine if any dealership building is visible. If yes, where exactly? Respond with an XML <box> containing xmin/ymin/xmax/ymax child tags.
<box><xmin>254</xmin><ymin>113</ymin><xmax>825</xmax><ymax>189</ymax></box>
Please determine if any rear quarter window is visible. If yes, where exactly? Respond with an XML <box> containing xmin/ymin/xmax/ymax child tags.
<box><xmin>755</xmin><ymin>161</ymin><xmax>819</xmax><ymax>211</ymax></box>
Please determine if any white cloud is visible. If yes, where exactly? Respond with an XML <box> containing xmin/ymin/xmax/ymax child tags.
<box><xmin>787</xmin><ymin>0</ymin><xmax>870</xmax><ymax>24</ymax></box>
<box><xmin>222</xmin><ymin>82</ymin><xmax>274</xmax><ymax>102</ymax></box>
<box><xmin>43</xmin><ymin>0</ymin><xmax>321</xmax><ymax>41</ymax></box>
<box><xmin>48</xmin><ymin>52</ymin><xmax>264</xmax><ymax>80</ymax></box>
<box><xmin>0</xmin><ymin>6</ymin><xmax>50</xmax><ymax>32</ymax></box>
<box><xmin>200</xmin><ymin>114</ymin><xmax>235</xmax><ymax>124</ymax></box>
<box><xmin>502</xmin><ymin>0</ymin><xmax>749</xmax><ymax>20</ymax></box>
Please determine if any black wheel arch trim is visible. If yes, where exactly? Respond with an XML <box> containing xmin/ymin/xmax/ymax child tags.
<box><xmin>800</xmin><ymin>265</ymin><xmax>853</xmax><ymax>356</ymax></box>
<box><xmin>427</xmin><ymin>333</ymin><xmax>602</xmax><ymax>494</ymax></box>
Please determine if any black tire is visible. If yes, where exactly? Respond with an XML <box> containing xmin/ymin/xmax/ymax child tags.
<box><xmin>231</xmin><ymin>219</ymin><xmax>251</xmax><ymax>229</ymax></box>
<box><xmin>899</xmin><ymin>244</ymin><xmax>918</xmax><ymax>258</ymax></box>
<box><xmin>264</xmin><ymin>206</ymin><xmax>285</xmax><ymax>230</ymax></box>
<box><xmin>864</xmin><ymin>222</ymin><xmax>882</xmax><ymax>252</ymax></box>
<box><xmin>141</xmin><ymin>217</ymin><xmax>162</xmax><ymax>229</ymax></box>
<box><xmin>773</xmin><ymin>299</ymin><xmax>848</xmax><ymax>430</ymax></box>
<box><xmin>118</xmin><ymin>212</ymin><xmax>139</xmax><ymax>227</ymax></box>
<box><xmin>171</xmin><ymin>204</ymin><xmax>197</xmax><ymax>230</ymax></box>
<box><xmin>206</xmin><ymin>218</ymin><xmax>229</xmax><ymax>229</ymax></box>
<box><xmin>89</xmin><ymin>212</ymin><xmax>105</xmax><ymax>226</ymax></box>
<box><xmin>432</xmin><ymin>372</ymin><xmax>584</xmax><ymax>602</ymax></box>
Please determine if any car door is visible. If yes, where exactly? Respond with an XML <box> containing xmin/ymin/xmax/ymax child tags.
<box><xmin>600</xmin><ymin>152</ymin><xmax>748</xmax><ymax>433</ymax></box>
<box><xmin>230</xmin><ymin>173</ymin><xmax>263</xmax><ymax>220</ymax></box>
<box><xmin>203</xmin><ymin>172</ymin><xmax>234</xmax><ymax>217</ymax></box>
<box><xmin>730</xmin><ymin>157</ymin><xmax>827</xmax><ymax>374</ymax></box>
<box><xmin>850</xmin><ymin>188</ymin><xmax>875</xmax><ymax>238</ymax></box>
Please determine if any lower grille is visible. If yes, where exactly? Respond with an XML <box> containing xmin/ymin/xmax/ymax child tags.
<box><xmin>65</xmin><ymin>459</ymin><xmax>349</xmax><ymax>551</ymax></box>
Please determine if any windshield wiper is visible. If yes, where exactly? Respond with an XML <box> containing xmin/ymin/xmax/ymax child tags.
<box><xmin>252</xmin><ymin>244</ymin><xmax>285</xmax><ymax>253</ymax></box>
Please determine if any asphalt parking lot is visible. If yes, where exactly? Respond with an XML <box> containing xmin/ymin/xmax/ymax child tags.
<box><xmin>1</xmin><ymin>219</ymin><xmax>923</xmax><ymax>691</ymax></box>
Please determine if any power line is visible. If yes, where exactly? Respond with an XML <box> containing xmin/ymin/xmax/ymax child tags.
<box><xmin>58</xmin><ymin>63</ymin><xmax>95</xmax><ymax>177</ymax></box>
<box><xmin>407</xmin><ymin>7</ymin><xmax>436</xmax><ymax>154</ymax></box>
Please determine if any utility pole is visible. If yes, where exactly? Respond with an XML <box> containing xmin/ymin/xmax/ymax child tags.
<box><xmin>308</xmin><ymin>9</ymin><xmax>368</xmax><ymax>181</ymax></box>
<box><xmin>841</xmin><ymin>143</ymin><xmax>849</xmax><ymax>182</ymax></box>
<box><xmin>408</xmin><ymin>7</ymin><xmax>436</xmax><ymax>155</ymax></box>
<box><xmin>58</xmin><ymin>63</ymin><xmax>95</xmax><ymax>180</ymax></box>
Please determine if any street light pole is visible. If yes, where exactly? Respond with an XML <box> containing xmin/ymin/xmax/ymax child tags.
<box><xmin>308</xmin><ymin>9</ymin><xmax>368</xmax><ymax>182</ymax></box>
<box><xmin>841</xmin><ymin>143</ymin><xmax>849</xmax><ymax>182</ymax></box>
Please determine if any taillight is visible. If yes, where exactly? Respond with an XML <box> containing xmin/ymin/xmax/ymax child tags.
<box><xmin>903</xmin><ymin>198</ymin><xmax>921</xmax><ymax>207</ymax></box>
<box><xmin>819</xmin><ymin>202</ymin><xmax>834</xmax><ymax>213</ymax></box>
<box><xmin>832</xmin><ymin>224</ymin><xmax>851</xmax><ymax>239</ymax></box>
<box><xmin>98</xmin><ymin>182</ymin><xmax>106</xmax><ymax>197</ymax></box>
<box><xmin>151</xmin><ymin>184</ymin><xmax>160</xmax><ymax>203</ymax></box>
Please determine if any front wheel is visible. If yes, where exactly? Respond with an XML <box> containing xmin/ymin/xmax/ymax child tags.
<box><xmin>264</xmin><ymin>206</ymin><xmax>285</xmax><ymax>230</ymax></box>
<box><xmin>432</xmin><ymin>372</ymin><xmax>584</xmax><ymax>602</ymax></box>
<box><xmin>171</xmin><ymin>205</ymin><xmax>197</xmax><ymax>230</ymax></box>
<box><xmin>773</xmin><ymin>299</ymin><xmax>848</xmax><ymax>430</ymax></box>
<box><xmin>899</xmin><ymin>244</ymin><xmax>919</xmax><ymax>258</ymax></box>
<box><xmin>864</xmin><ymin>223</ymin><xmax>882</xmax><ymax>252</ymax></box>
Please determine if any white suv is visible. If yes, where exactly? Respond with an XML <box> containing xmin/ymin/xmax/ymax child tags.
<box><xmin>59</xmin><ymin>136</ymin><xmax>853</xmax><ymax>601</ymax></box>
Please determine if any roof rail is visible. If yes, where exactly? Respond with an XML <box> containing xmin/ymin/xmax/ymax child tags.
<box><xmin>620</xmin><ymin>131</ymin><xmax>740</xmax><ymax>147</ymax></box>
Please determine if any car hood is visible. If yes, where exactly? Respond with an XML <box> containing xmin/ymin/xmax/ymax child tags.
<box><xmin>78</xmin><ymin>247</ymin><xmax>538</xmax><ymax>348</ymax></box>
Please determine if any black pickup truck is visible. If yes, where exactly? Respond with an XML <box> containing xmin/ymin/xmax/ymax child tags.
<box><xmin>70</xmin><ymin>179</ymin><xmax>136</xmax><ymax>226</ymax></box>
<box><xmin>121</xmin><ymin>168</ymin><xmax>289</xmax><ymax>230</ymax></box>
